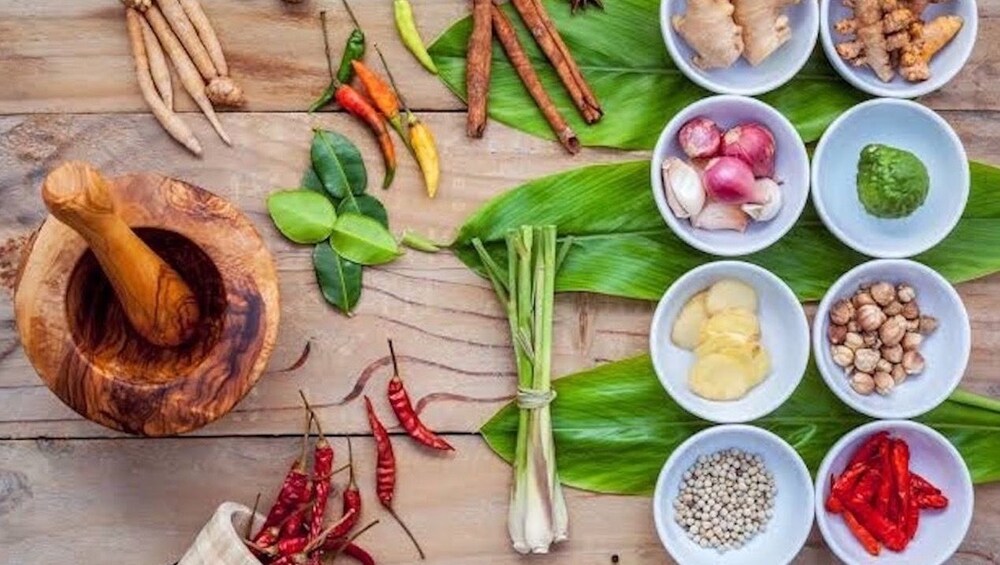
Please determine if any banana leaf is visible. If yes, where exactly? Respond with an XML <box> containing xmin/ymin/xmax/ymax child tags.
<box><xmin>428</xmin><ymin>0</ymin><xmax>865</xmax><ymax>149</ymax></box>
<box><xmin>452</xmin><ymin>160</ymin><xmax>1000</xmax><ymax>302</ymax></box>
<box><xmin>480</xmin><ymin>355</ymin><xmax>1000</xmax><ymax>495</ymax></box>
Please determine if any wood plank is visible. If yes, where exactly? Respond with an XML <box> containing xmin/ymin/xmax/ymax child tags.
<box><xmin>1</xmin><ymin>111</ymin><xmax>999</xmax><ymax>438</ymax></box>
<box><xmin>1</xmin><ymin>0</ymin><xmax>998</xmax><ymax>114</ymax></box>
<box><xmin>0</xmin><ymin>436</ymin><xmax>998</xmax><ymax>564</ymax></box>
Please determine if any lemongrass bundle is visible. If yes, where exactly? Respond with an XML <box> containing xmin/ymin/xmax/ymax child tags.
<box><xmin>474</xmin><ymin>225</ymin><xmax>570</xmax><ymax>554</ymax></box>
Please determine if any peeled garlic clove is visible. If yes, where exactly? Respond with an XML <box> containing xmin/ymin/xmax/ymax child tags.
<box><xmin>662</xmin><ymin>157</ymin><xmax>706</xmax><ymax>219</ymax></box>
<box><xmin>741</xmin><ymin>178</ymin><xmax>782</xmax><ymax>222</ymax></box>
<box><xmin>692</xmin><ymin>202</ymin><xmax>749</xmax><ymax>232</ymax></box>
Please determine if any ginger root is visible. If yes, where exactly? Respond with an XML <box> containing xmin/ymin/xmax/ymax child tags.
<box><xmin>733</xmin><ymin>0</ymin><xmax>799</xmax><ymax>66</ymax></box>
<box><xmin>672</xmin><ymin>0</ymin><xmax>744</xmax><ymax>69</ymax></box>
<box><xmin>900</xmin><ymin>15</ymin><xmax>963</xmax><ymax>81</ymax></box>
<box><xmin>835</xmin><ymin>0</ymin><xmax>898</xmax><ymax>81</ymax></box>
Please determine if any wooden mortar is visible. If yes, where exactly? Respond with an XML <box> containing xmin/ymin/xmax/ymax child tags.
<box><xmin>14</xmin><ymin>162</ymin><xmax>280</xmax><ymax>436</ymax></box>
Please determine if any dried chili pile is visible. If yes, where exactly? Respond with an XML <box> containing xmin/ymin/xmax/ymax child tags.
<box><xmin>246</xmin><ymin>397</ymin><xmax>377</xmax><ymax>565</ymax></box>
<box><xmin>825</xmin><ymin>431</ymin><xmax>949</xmax><ymax>556</ymax></box>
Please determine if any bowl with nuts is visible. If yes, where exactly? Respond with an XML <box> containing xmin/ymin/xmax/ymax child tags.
<box><xmin>813</xmin><ymin>259</ymin><xmax>971</xmax><ymax>419</ymax></box>
<box><xmin>653</xmin><ymin>425</ymin><xmax>815</xmax><ymax>565</ymax></box>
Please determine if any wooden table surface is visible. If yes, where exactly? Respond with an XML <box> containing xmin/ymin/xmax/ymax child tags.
<box><xmin>2</xmin><ymin>1</ymin><xmax>999</xmax><ymax>563</ymax></box>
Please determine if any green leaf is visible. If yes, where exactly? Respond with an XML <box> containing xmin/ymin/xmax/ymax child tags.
<box><xmin>311</xmin><ymin>129</ymin><xmax>368</xmax><ymax>199</ymax></box>
<box><xmin>338</xmin><ymin>193</ymin><xmax>389</xmax><ymax>228</ymax></box>
<box><xmin>266</xmin><ymin>190</ymin><xmax>337</xmax><ymax>244</ymax></box>
<box><xmin>480</xmin><ymin>356</ymin><xmax>1000</xmax><ymax>495</ymax></box>
<box><xmin>302</xmin><ymin>166</ymin><xmax>325</xmax><ymax>193</ymax></box>
<box><xmin>429</xmin><ymin>0</ymin><xmax>866</xmax><ymax>149</ymax></box>
<box><xmin>312</xmin><ymin>242</ymin><xmax>363</xmax><ymax>315</ymax></box>
<box><xmin>452</xmin><ymin>160</ymin><xmax>1000</xmax><ymax>302</ymax></box>
<box><xmin>330</xmin><ymin>212</ymin><xmax>402</xmax><ymax>265</ymax></box>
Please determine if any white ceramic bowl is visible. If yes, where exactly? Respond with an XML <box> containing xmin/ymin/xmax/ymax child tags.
<box><xmin>660</xmin><ymin>0</ymin><xmax>819</xmax><ymax>95</ymax></box>
<box><xmin>651</xmin><ymin>96</ymin><xmax>810</xmax><ymax>257</ymax></box>
<box><xmin>812</xmin><ymin>98</ymin><xmax>969</xmax><ymax>259</ymax></box>
<box><xmin>815</xmin><ymin>420</ymin><xmax>974</xmax><ymax>565</ymax></box>
<box><xmin>813</xmin><ymin>259</ymin><xmax>970</xmax><ymax>419</ymax></box>
<box><xmin>650</xmin><ymin>261</ymin><xmax>810</xmax><ymax>423</ymax></box>
<box><xmin>654</xmin><ymin>425</ymin><xmax>815</xmax><ymax>565</ymax></box>
<box><xmin>820</xmin><ymin>0</ymin><xmax>978</xmax><ymax>98</ymax></box>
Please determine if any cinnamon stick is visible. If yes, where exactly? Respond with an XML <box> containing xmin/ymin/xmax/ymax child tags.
<box><xmin>466</xmin><ymin>0</ymin><xmax>493</xmax><ymax>138</ymax></box>
<box><xmin>491</xmin><ymin>5</ymin><xmax>579</xmax><ymax>154</ymax></box>
<box><xmin>511</xmin><ymin>0</ymin><xmax>602</xmax><ymax>124</ymax></box>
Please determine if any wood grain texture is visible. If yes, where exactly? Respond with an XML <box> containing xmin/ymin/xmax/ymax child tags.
<box><xmin>0</xmin><ymin>112</ymin><xmax>998</xmax><ymax>439</ymax></box>
<box><xmin>14</xmin><ymin>169</ymin><xmax>280</xmax><ymax>435</ymax></box>
<box><xmin>0</xmin><ymin>436</ymin><xmax>996</xmax><ymax>564</ymax></box>
<box><xmin>1</xmin><ymin>0</ymin><xmax>999</xmax><ymax>114</ymax></box>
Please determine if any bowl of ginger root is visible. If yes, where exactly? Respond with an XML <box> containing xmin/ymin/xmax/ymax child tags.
<box><xmin>820</xmin><ymin>0</ymin><xmax>978</xmax><ymax>97</ymax></box>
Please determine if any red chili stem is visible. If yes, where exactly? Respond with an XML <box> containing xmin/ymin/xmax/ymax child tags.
<box><xmin>324</xmin><ymin>520</ymin><xmax>380</xmax><ymax>559</ymax></box>
<box><xmin>246</xmin><ymin>492</ymin><xmax>262</xmax><ymax>540</ymax></box>
<box><xmin>385</xmin><ymin>340</ymin><xmax>454</xmax><ymax>451</ymax></box>
<box><xmin>386</xmin><ymin>506</ymin><xmax>426</xmax><ymax>560</ymax></box>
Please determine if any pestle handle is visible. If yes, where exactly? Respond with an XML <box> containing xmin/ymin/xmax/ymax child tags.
<box><xmin>41</xmin><ymin>162</ymin><xmax>201</xmax><ymax>348</ymax></box>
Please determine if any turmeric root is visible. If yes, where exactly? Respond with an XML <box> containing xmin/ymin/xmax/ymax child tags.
<box><xmin>125</xmin><ymin>8</ymin><xmax>201</xmax><ymax>155</ymax></box>
<box><xmin>733</xmin><ymin>0</ymin><xmax>799</xmax><ymax>66</ymax></box>
<box><xmin>900</xmin><ymin>15</ymin><xmax>963</xmax><ymax>81</ymax></box>
<box><xmin>672</xmin><ymin>0</ymin><xmax>744</xmax><ymax>69</ymax></box>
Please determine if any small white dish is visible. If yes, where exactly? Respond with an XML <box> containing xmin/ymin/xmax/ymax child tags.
<box><xmin>654</xmin><ymin>424</ymin><xmax>815</xmax><ymax>565</ymax></box>
<box><xmin>815</xmin><ymin>420</ymin><xmax>974</xmax><ymax>565</ymax></box>
<box><xmin>813</xmin><ymin>259</ymin><xmax>970</xmax><ymax>419</ymax></box>
<box><xmin>660</xmin><ymin>0</ymin><xmax>819</xmax><ymax>95</ymax></box>
<box><xmin>650</xmin><ymin>260</ymin><xmax>810</xmax><ymax>423</ymax></box>
<box><xmin>820</xmin><ymin>0</ymin><xmax>978</xmax><ymax>98</ymax></box>
<box><xmin>812</xmin><ymin>98</ymin><xmax>969</xmax><ymax>259</ymax></box>
<box><xmin>651</xmin><ymin>95</ymin><xmax>810</xmax><ymax>257</ymax></box>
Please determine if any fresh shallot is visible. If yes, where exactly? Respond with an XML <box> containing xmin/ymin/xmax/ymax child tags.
<box><xmin>663</xmin><ymin>157</ymin><xmax>706</xmax><ymax>219</ymax></box>
<box><xmin>703</xmin><ymin>157</ymin><xmax>761</xmax><ymax>204</ymax></box>
<box><xmin>721</xmin><ymin>122</ymin><xmax>776</xmax><ymax>178</ymax></box>
<box><xmin>678</xmin><ymin>117</ymin><xmax>722</xmax><ymax>159</ymax></box>
<box><xmin>693</xmin><ymin>202</ymin><xmax>749</xmax><ymax>232</ymax></box>
<box><xmin>741</xmin><ymin>178</ymin><xmax>782</xmax><ymax>222</ymax></box>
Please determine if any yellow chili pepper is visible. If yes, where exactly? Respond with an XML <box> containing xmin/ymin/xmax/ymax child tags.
<box><xmin>393</xmin><ymin>0</ymin><xmax>438</xmax><ymax>74</ymax></box>
<box><xmin>407</xmin><ymin>111</ymin><xmax>440</xmax><ymax>198</ymax></box>
<box><xmin>375</xmin><ymin>45</ymin><xmax>441</xmax><ymax>198</ymax></box>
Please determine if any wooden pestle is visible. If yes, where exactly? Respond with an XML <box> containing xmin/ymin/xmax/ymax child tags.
<box><xmin>41</xmin><ymin>162</ymin><xmax>201</xmax><ymax>348</ymax></box>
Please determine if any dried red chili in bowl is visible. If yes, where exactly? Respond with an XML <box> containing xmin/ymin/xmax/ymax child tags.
<box><xmin>814</xmin><ymin>421</ymin><xmax>973</xmax><ymax>563</ymax></box>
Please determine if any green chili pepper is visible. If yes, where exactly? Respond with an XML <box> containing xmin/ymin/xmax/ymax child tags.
<box><xmin>393</xmin><ymin>0</ymin><xmax>438</xmax><ymax>75</ymax></box>
<box><xmin>308</xmin><ymin>3</ymin><xmax>366</xmax><ymax>113</ymax></box>
<box><xmin>336</xmin><ymin>0</ymin><xmax>366</xmax><ymax>84</ymax></box>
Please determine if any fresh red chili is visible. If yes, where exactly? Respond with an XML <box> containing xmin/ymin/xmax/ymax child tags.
<box><xmin>364</xmin><ymin>395</ymin><xmax>425</xmax><ymax>559</ymax></box>
<box><xmin>890</xmin><ymin>439</ymin><xmax>912</xmax><ymax>535</ymax></box>
<box><xmin>851</xmin><ymin>468</ymin><xmax>881</xmax><ymax>503</ymax></box>
<box><xmin>875</xmin><ymin>441</ymin><xmax>894</xmax><ymax>519</ymax></box>
<box><xmin>335</xmin><ymin>83</ymin><xmax>396</xmax><ymax>189</ymax></box>
<box><xmin>826</xmin><ymin>461</ymin><xmax>867</xmax><ymax>513</ymax></box>
<box><xmin>386</xmin><ymin>340</ymin><xmax>454</xmax><ymax>451</ymax></box>
<box><xmin>915</xmin><ymin>492</ymin><xmax>949</xmax><ymax>509</ymax></box>
<box><xmin>848</xmin><ymin>431</ymin><xmax>889</xmax><ymax>467</ymax></box>
<box><xmin>911</xmin><ymin>472</ymin><xmax>943</xmax><ymax>496</ymax></box>
<box><xmin>845</xmin><ymin>498</ymin><xmax>908</xmax><ymax>552</ymax></box>
<box><xmin>842</xmin><ymin>509</ymin><xmax>881</xmax><ymax>556</ymax></box>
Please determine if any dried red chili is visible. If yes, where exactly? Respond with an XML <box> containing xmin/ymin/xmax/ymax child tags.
<box><xmin>254</xmin><ymin>411</ymin><xmax>313</xmax><ymax>543</ymax></box>
<box><xmin>848</xmin><ymin>430</ymin><xmax>889</xmax><ymax>467</ymax></box>
<box><xmin>386</xmin><ymin>340</ymin><xmax>454</xmax><ymax>451</ymax></box>
<box><xmin>364</xmin><ymin>395</ymin><xmax>426</xmax><ymax>559</ymax></box>
<box><xmin>845</xmin><ymin>497</ymin><xmax>908</xmax><ymax>552</ymax></box>
<box><xmin>890</xmin><ymin>439</ymin><xmax>912</xmax><ymax>535</ymax></box>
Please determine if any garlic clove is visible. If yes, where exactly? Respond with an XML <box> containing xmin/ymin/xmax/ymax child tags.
<box><xmin>692</xmin><ymin>202</ymin><xmax>749</xmax><ymax>232</ymax></box>
<box><xmin>662</xmin><ymin>157</ymin><xmax>706</xmax><ymax>219</ymax></box>
<box><xmin>741</xmin><ymin>178</ymin><xmax>782</xmax><ymax>222</ymax></box>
